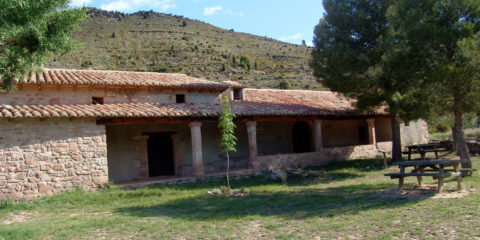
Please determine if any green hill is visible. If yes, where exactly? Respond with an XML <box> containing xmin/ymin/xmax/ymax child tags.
<box><xmin>47</xmin><ymin>9</ymin><xmax>321</xmax><ymax>89</ymax></box>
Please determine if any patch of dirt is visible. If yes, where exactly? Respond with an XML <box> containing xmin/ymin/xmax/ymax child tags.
<box><xmin>377</xmin><ymin>185</ymin><xmax>470</xmax><ymax>199</ymax></box>
<box><xmin>2</xmin><ymin>211</ymin><xmax>37</xmax><ymax>225</ymax></box>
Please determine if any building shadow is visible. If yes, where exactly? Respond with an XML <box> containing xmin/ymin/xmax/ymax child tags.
<box><xmin>114</xmin><ymin>182</ymin><xmax>431</xmax><ymax>221</ymax></box>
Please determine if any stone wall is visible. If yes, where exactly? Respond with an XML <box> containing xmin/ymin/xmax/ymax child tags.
<box><xmin>401</xmin><ymin>119</ymin><xmax>429</xmax><ymax>146</ymax></box>
<box><xmin>254</xmin><ymin>143</ymin><xmax>388</xmax><ymax>171</ymax></box>
<box><xmin>0</xmin><ymin>86</ymin><xmax>220</xmax><ymax>105</ymax></box>
<box><xmin>0</xmin><ymin>118</ymin><xmax>108</xmax><ymax>200</ymax></box>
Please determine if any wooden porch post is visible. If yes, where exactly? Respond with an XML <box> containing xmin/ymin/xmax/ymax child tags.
<box><xmin>367</xmin><ymin>118</ymin><xmax>377</xmax><ymax>147</ymax></box>
<box><xmin>246</xmin><ymin>121</ymin><xmax>258</xmax><ymax>170</ymax></box>
<box><xmin>189</xmin><ymin>121</ymin><xmax>204</xmax><ymax>176</ymax></box>
<box><xmin>313</xmin><ymin>119</ymin><xmax>324</xmax><ymax>152</ymax></box>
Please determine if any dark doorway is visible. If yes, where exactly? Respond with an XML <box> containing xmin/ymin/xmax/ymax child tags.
<box><xmin>147</xmin><ymin>134</ymin><xmax>175</xmax><ymax>177</ymax></box>
<box><xmin>358</xmin><ymin>125</ymin><xmax>369</xmax><ymax>145</ymax></box>
<box><xmin>292</xmin><ymin>121</ymin><xmax>312</xmax><ymax>153</ymax></box>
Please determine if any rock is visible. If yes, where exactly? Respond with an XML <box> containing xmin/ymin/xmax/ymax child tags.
<box><xmin>270</xmin><ymin>170</ymin><xmax>287</xmax><ymax>182</ymax></box>
<box><xmin>308</xmin><ymin>170</ymin><xmax>321</xmax><ymax>177</ymax></box>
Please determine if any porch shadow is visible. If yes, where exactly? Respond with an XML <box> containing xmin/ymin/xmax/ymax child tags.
<box><xmin>114</xmin><ymin>183</ymin><xmax>431</xmax><ymax>221</ymax></box>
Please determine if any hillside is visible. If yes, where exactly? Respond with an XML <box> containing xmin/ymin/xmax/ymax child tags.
<box><xmin>47</xmin><ymin>9</ymin><xmax>321</xmax><ymax>90</ymax></box>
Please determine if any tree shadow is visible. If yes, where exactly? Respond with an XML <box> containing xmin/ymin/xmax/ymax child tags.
<box><xmin>114</xmin><ymin>182</ymin><xmax>431</xmax><ymax>221</ymax></box>
<box><xmin>307</xmin><ymin>158</ymin><xmax>389</xmax><ymax>172</ymax></box>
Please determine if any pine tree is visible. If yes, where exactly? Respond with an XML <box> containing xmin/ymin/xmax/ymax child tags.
<box><xmin>311</xmin><ymin>0</ymin><xmax>420</xmax><ymax>162</ymax></box>
<box><xmin>0</xmin><ymin>0</ymin><xmax>86</xmax><ymax>91</ymax></box>
<box><xmin>390</xmin><ymin>0</ymin><xmax>480</xmax><ymax>169</ymax></box>
<box><xmin>218</xmin><ymin>96</ymin><xmax>237</xmax><ymax>191</ymax></box>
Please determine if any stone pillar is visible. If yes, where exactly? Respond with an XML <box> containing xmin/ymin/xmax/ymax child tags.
<box><xmin>189</xmin><ymin>121</ymin><xmax>204</xmax><ymax>176</ymax></box>
<box><xmin>313</xmin><ymin>119</ymin><xmax>324</xmax><ymax>152</ymax></box>
<box><xmin>367</xmin><ymin>118</ymin><xmax>377</xmax><ymax>147</ymax></box>
<box><xmin>246</xmin><ymin>121</ymin><xmax>258</xmax><ymax>170</ymax></box>
<box><xmin>133</xmin><ymin>135</ymin><xmax>149</xmax><ymax>179</ymax></box>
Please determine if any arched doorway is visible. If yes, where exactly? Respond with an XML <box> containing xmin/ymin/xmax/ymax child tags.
<box><xmin>292</xmin><ymin>121</ymin><xmax>312</xmax><ymax>153</ymax></box>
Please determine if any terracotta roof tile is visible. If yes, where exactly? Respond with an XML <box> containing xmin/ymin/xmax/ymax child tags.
<box><xmin>17</xmin><ymin>69</ymin><xmax>228</xmax><ymax>90</ymax></box>
<box><xmin>222</xmin><ymin>80</ymin><xmax>246</xmax><ymax>88</ymax></box>
<box><xmin>242</xmin><ymin>89</ymin><xmax>386</xmax><ymax>115</ymax></box>
<box><xmin>0</xmin><ymin>101</ymin><xmax>386</xmax><ymax>119</ymax></box>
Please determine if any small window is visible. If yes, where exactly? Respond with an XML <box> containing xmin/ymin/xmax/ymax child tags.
<box><xmin>176</xmin><ymin>94</ymin><xmax>185</xmax><ymax>103</ymax></box>
<box><xmin>233</xmin><ymin>89</ymin><xmax>242</xmax><ymax>100</ymax></box>
<box><xmin>92</xmin><ymin>97</ymin><xmax>104</xmax><ymax>105</ymax></box>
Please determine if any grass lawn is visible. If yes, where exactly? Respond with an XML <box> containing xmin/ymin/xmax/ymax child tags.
<box><xmin>1</xmin><ymin>157</ymin><xmax>479</xmax><ymax>240</ymax></box>
<box><xmin>430</xmin><ymin>127</ymin><xmax>480</xmax><ymax>141</ymax></box>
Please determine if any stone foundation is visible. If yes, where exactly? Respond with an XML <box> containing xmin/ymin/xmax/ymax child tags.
<box><xmin>254</xmin><ymin>143</ymin><xmax>392</xmax><ymax>171</ymax></box>
<box><xmin>0</xmin><ymin>118</ymin><xmax>108</xmax><ymax>200</ymax></box>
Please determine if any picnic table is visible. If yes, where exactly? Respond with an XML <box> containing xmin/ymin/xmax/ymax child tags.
<box><xmin>384</xmin><ymin>159</ymin><xmax>463</xmax><ymax>192</ymax></box>
<box><xmin>403</xmin><ymin>143</ymin><xmax>446</xmax><ymax>161</ymax></box>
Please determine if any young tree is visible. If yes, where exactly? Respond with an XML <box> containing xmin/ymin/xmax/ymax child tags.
<box><xmin>218</xmin><ymin>96</ymin><xmax>237</xmax><ymax>191</ymax></box>
<box><xmin>0</xmin><ymin>0</ymin><xmax>86</xmax><ymax>91</ymax></box>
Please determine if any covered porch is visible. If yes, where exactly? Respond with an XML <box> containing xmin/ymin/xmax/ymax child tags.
<box><xmin>101</xmin><ymin>115</ymin><xmax>393</xmax><ymax>183</ymax></box>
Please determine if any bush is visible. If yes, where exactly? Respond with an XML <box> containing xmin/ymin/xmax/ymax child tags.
<box><xmin>239</xmin><ymin>56</ymin><xmax>251</xmax><ymax>70</ymax></box>
<box><xmin>278</xmin><ymin>81</ymin><xmax>291</xmax><ymax>89</ymax></box>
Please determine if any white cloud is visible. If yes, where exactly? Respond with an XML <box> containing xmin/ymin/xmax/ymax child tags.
<box><xmin>278</xmin><ymin>33</ymin><xmax>303</xmax><ymax>41</ymax></box>
<box><xmin>100</xmin><ymin>0</ymin><xmax>176</xmax><ymax>12</ymax></box>
<box><xmin>306</xmin><ymin>41</ymin><xmax>313</xmax><ymax>47</ymax></box>
<box><xmin>204</xmin><ymin>6</ymin><xmax>243</xmax><ymax>17</ymax></box>
<box><xmin>203</xmin><ymin>6</ymin><xmax>223</xmax><ymax>15</ymax></box>
<box><xmin>69</xmin><ymin>0</ymin><xmax>92</xmax><ymax>7</ymax></box>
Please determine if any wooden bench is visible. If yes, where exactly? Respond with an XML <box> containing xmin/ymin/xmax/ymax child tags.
<box><xmin>384</xmin><ymin>160</ymin><xmax>463</xmax><ymax>192</ymax></box>
<box><xmin>377</xmin><ymin>149</ymin><xmax>390</xmax><ymax>168</ymax></box>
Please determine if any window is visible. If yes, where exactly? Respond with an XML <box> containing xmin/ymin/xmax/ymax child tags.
<box><xmin>233</xmin><ymin>89</ymin><xmax>242</xmax><ymax>100</ymax></box>
<box><xmin>92</xmin><ymin>97</ymin><xmax>104</xmax><ymax>105</ymax></box>
<box><xmin>176</xmin><ymin>94</ymin><xmax>185</xmax><ymax>103</ymax></box>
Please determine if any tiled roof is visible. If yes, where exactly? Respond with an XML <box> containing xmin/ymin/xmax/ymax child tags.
<box><xmin>243</xmin><ymin>89</ymin><xmax>353</xmax><ymax>112</ymax></box>
<box><xmin>0</xmin><ymin>103</ymin><xmax>222</xmax><ymax>118</ymax></box>
<box><xmin>222</xmin><ymin>80</ymin><xmax>246</xmax><ymax>88</ymax></box>
<box><xmin>243</xmin><ymin>89</ymin><xmax>387</xmax><ymax>115</ymax></box>
<box><xmin>0</xmin><ymin>86</ymin><xmax>387</xmax><ymax>119</ymax></box>
<box><xmin>17</xmin><ymin>69</ymin><xmax>228</xmax><ymax>90</ymax></box>
<box><xmin>0</xmin><ymin>100</ymin><xmax>385</xmax><ymax>119</ymax></box>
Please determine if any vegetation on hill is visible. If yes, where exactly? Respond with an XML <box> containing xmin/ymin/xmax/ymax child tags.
<box><xmin>47</xmin><ymin>9</ymin><xmax>321</xmax><ymax>90</ymax></box>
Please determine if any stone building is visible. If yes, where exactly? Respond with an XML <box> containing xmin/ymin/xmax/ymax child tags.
<box><xmin>0</xmin><ymin>69</ymin><xmax>429</xmax><ymax>199</ymax></box>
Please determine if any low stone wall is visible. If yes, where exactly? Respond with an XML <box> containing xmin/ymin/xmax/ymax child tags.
<box><xmin>0</xmin><ymin>118</ymin><xmax>108</xmax><ymax>200</ymax></box>
<box><xmin>254</xmin><ymin>143</ymin><xmax>390</xmax><ymax>171</ymax></box>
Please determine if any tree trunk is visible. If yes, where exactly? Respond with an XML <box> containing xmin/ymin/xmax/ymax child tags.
<box><xmin>454</xmin><ymin>112</ymin><xmax>472</xmax><ymax>170</ymax></box>
<box><xmin>226</xmin><ymin>151</ymin><xmax>231</xmax><ymax>192</ymax></box>
<box><xmin>451</xmin><ymin>127</ymin><xmax>458</xmax><ymax>152</ymax></box>
<box><xmin>391</xmin><ymin>112</ymin><xmax>403</xmax><ymax>162</ymax></box>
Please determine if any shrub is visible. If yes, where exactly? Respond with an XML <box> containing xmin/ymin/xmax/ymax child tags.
<box><xmin>278</xmin><ymin>81</ymin><xmax>291</xmax><ymax>89</ymax></box>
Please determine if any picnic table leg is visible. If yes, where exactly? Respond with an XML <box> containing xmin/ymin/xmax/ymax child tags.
<box><xmin>437</xmin><ymin>177</ymin><xmax>444</xmax><ymax>193</ymax></box>
<box><xmin>437</xmin><ymin>164</ymin><xmax>444</xmax><ymax>193</ymax></box>
<box><xmin>414</xmin><ymin>165</ymin><xmax>422</xmax><ymax>186</ymax></box>
<box><xmin>398</xmin><ymin>166</ymin><xmax>405</xmax><ymax>191</ymax></box>
<box><xmin>408</xmin><ymin>150</ymin><xmax>411</xmax><ymax>161</ymax></box>
<box><xmin>420</xmin><ymin>151</ymin><xmax>426</xmax><ymax>160</ymax></box>
<box><xmin>399</xmin><ymin>177</ymin><xmax>404</xmax><ymax>191</ymax></box>
<box><xmin>434</xmin><ymin>151</ymin><xmax>439</xmax><ymax>159</ymax></box>
<box><xmin>383</xmin><ymin>152</ymin><xmax>388</xmax><ymax>168</ymax></box>
<box><xmin>453</xmin><ymin>163</ymin><xmax>463</xmax><ymax>191</ymax></box>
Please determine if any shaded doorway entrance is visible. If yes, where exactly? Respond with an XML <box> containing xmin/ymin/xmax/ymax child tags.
<box><xmin>292</xmin><ymin>121</ymin><xmax>312</xmax><ymax>153</ymax></box>
<box><xmin>147</xmin><ymin>134</ymin><xmax>175</xmax><ymax>176</ymax></box>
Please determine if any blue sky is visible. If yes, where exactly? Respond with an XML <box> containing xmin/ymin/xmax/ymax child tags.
<box><xmin>69</xmin><ymin>0</ymin><xmax>325</xmax><ymax>46</ymax></box>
